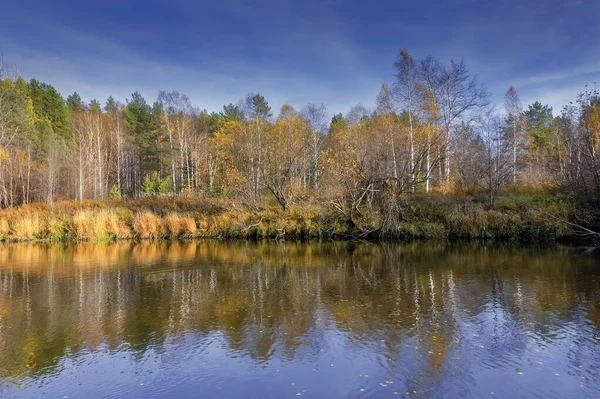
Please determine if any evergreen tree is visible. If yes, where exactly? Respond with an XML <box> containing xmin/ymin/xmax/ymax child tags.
<box><xmin>220</xmin><ymin>103</ymin><xmax>244</xmax><ymax>121</ymax></box>
<box><xmin>124</xmin><ymin>91</ymin><xmax>159</xmax><ymax>190</ymax></box>
<box><xmin>105</xmin><ymin>96</ymin><xmax>117</xmax><ymax>114</ymax></box>
<box><xmin>28</xmin><ymin>79</ymin><xmax>71</xmax><ymax>142</ymax></box>
<box><xmin>525</xmin><ymin>101</ymin><xmax>554</xmax><ymax>151</ymax></box>
<box><xmin>66</xmin><ymin>92</ymin><xmax>84</xmax><ymax>111</ymax></box>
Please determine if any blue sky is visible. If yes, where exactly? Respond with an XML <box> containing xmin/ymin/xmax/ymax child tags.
<box><xmin>1</xmin><ymin>0</ymin><xmax>599</xmax><ymax>116</ymax></box>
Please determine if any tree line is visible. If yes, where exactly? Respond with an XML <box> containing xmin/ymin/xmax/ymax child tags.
<box><xmin>0</xmin><ymin>51</ymin><xmax>598</xmax><ymax>219</ymax></box>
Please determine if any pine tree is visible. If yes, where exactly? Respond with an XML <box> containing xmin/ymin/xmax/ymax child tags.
<box><xmin>125</xmin><ymin>91</ymin><xmax>159</xmax><ymax>193</ymax></box>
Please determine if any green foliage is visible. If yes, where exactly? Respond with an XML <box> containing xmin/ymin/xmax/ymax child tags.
<box><xmin>66</xmin><ymin>92</ymin><xmax>83</xmax><ymax>111</ymax></box>
<box><xmin>220</xmin><ymin>103</ymin><xmax>244</xmax><ymax>121</ymax></box>
<box><xmin>142</xmin><ymin>172</ymin><xmax>172</xmax><ymax>196</ymax></box>
<box><xmin>331</xmin><ymin>113</ymin><xmax>345</xmax><ymax>129</ymax></box>
<box><xmin>250</xmin><ymin>94</ymin><xmax>271</xmax><ymax>119</ymax></box>
<box><xmin>105</xmin><ymin>96</ymin><xmax>117</xmax><ymax>114</ymax></box>
<box><xmin>525</xmin><ymin>101</ymin><xmax>554</xmax><ymax>151</ymax></box>
<box><xmin>109</xmin><ymin>185</ymin><xmax>122</xmax><ymax>201</ymax></box>
<box><xmin>125</xmin><ymin>91</ymin><xmax>159</xmax><ymax>176</ymax></box>
<box><xmin>28</xmin><ymin>79</ymin><xmax>72</xmax><ymax>142</ymax></box>
<box><xmin>89</xmin><ymin>99</ymin><xmax>101</xmax><ymax>109</ymax></box>
<box><xmin>0</xmin><ymin>77</ymin><xmax>35</xmax><ymax>142</ymax></box>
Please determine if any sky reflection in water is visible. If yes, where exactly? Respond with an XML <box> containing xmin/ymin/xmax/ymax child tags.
<box><xmin>0</xmin><ymin>241</ymin><xmax>599</xmax><ymax>398</ymax></box>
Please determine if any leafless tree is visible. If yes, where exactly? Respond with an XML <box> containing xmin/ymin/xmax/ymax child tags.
<box><xmin>437</xmin><ymin>59</ymin><xmax>489</xmax><ymax>183</ymax></box>
<box><xmin>393</xmin><ymin>49</ymin><xmax>417</xmax><ymax>191</ymax></box>
<box><xmin>300</xmin><ymin>102</ymin><xmax>328</xmax><ymax>189</ymax></box>
<box><xmin>504</xmin><ymin>86</ymin><xmax>524</xmax><ymax>184</ymax></box>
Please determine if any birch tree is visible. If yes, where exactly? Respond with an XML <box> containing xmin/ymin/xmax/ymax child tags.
<box><xmin>393</xmin><ymin>49</ymin><xmax>417</xmax><ymax>191</ymax></box>
<box><xmin>504</xmin><ymin>86</ymin><xmax>523</xmax><ymax>184</ymax></box>
<box><xmin>437</xmin><ymin>59</ymin><xmax>489</xmax><ymax>184</ymax></box>
<box><xmin>300</xmin><ymin>103</ymin><xmax>327</xmax><ymax>189</ymax></box>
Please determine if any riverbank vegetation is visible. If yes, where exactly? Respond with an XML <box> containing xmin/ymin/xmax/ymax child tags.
<box><xmin>0</xmin><ymin>51</ymin><xmax>599</xmax><ymax>242</ymax></box>
<box><xmin>0</xmin><ymin>186</ymin><xmax>589</xmax><ymax>242</ymax></box>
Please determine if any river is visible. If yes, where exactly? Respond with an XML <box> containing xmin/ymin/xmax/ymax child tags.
<box><xmin>0</xmin><ymin>241</ymin><xmax>598</xmax><ymax>398</ymax></box>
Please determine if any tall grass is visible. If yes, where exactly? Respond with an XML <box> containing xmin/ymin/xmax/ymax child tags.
<box><xmin>133</xmin><ymin>211</ymin><xmax>165</xmax><ymax>239</ymax></box>
<box><xmin>0</xmin><ymin>190</ymin><xmax>583</xmax><ymax>243</ymax></box>
<box><xmin>72</xmin><ymin>210</ymin><xmax>130</xmax><ymax>241</ymax></box>
<box><xmin>165</xmin><ymin>213</ymin><xmax>197</xmax><ymax>238</ymax></box>
<box><xmin>11</xmin><ymin>214</ymin><xmax>46</xmax><ymax>240</ymax></box>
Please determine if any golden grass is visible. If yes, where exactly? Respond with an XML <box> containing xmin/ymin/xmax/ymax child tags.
<box><xmin>165</xmin><ymin>213</ymin><xmax>197</xmax><ymax>237</ymax></box>
<box><xmin>0</xmin><ymin>218</ymin><xmax>9</xmax><ymax>239</ymax></box>
<box><xmin>11</xmin><ymin>214</ymin><xmax>46</xmax><ymax>240</ymax></box>
<box><xmin>0</xmin><ymin>189</ymin><xmax>581</xmax><ymax>242</ymax></box>
<box><xmin>132</xmin><ymin>211</ymin><xmax>165</xmax><ymax>239</ymax></box>
<box><xmin>71</xmin><ymin>210</ymin><xmax>130</xmax><ymax>240</ymax></box>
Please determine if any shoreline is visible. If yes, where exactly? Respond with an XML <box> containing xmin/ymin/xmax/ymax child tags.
<box><xmin>0</xmin><ymin>190</ymin><xmax>594</xmax><ymax>245</ymax></box>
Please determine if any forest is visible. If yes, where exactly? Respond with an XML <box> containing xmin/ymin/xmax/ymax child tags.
<box><xmin>0</xmin><ymin>50</ymin><xmax>599</xmax><ymax>242</ymax></box>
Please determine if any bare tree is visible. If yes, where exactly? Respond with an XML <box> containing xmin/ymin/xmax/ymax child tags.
<box><xmin>300</xmin><ymin>103</ymin><xmax>327</xmax><ymax>189</ymax></box>
<box><xmin>345</xmin><ymin>104</ymin><xmax>370</xmax><ymax>124</ymax></box>
<box><xmin>376</xmin><ymin>83</ymin><xmax>399</xmax><ymax>181</ymax></box>
<box><xmin>478</xmin><ymin>110</ymin><xmax>511</xmax><ymax>207</ymax></box>
<box><xmin>417</xmin><ymin>55</ymin><xmax>443</xmax><ymax>191</ymax></box>
<box><xmin>158</xmin><ymin>90</ymin><xmax>193</xmax><ymax>192</ymax></box>
<box><xmin>393</xmin><ymin>49</ymin><xmax>417</xmax><ymax>191</ymax></box>
<box><xmin>437</xmin><ymin>59</ymin><xmax>489</xmax><ymax>183</ymax></box>
<box><xmin>504</xmin><ymin>86</ymin><xmax>523</xmax><ymax>184</ymax></box>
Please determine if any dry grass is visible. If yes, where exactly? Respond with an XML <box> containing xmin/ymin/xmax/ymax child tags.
<box><xmin>71</xmin><ymin>210</ymin><xmax>130</xmax><ymax>240</ymax></box>
<box><xmin>11</xmin><ymin>214</ymin><xmax>46</xmax><ymax>240</ymax></box>
<box><xmin>165</xmin><ymin>213</ymin><xmax>197</xmax><ymax>237</ymax></box>
<box><xmin>0</xmin><ymin>218</ymin><xmax>9</xmax><ymax>240</ymax></box>
<box><xmin>0</xmin><ymin>189</ymin><xmax>583</xmax><ymax>242</ymax></box>
<box><xmin>133</xmin><ymin>211</ymin><xmax>165</xmax><ymax>239</ymax></box>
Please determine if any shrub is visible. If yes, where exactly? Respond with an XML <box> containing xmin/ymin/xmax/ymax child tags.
<box><xmin>109</xmin><ymin>184</ymin><xmax>122</xmax><ymax>201</ymax></box>
<box><xmin>142</xmin><ymin>172</ymin><xmax>173</xmax><ymax>196</ymax></box>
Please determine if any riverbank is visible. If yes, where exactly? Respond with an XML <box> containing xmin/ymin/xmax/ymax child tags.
<box><xmin>0</xmin><ymin>187</ymin><xmax>596</xmax><ymax>243</ymax></box>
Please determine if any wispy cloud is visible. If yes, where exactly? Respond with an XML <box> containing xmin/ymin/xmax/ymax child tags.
<box><xmin>1</xmin><ymin>1</ymin><xmax>381</xmax><ymax>114</ymax></box>
<box><xmin>510</xmin><ymin>52</ymin><xmax>600</xmax><ymax>87</ymax></box>
<box><xmin>1</xmin><ymin>0</ymin><xmax>599</xmax><ymax>115</ymax></box>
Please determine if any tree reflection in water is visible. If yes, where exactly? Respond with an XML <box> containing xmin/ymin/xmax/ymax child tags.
<box><xmin>0</xmin><ymin>241</ymin><xmax>599</xmax><ymax>398</ymax></box>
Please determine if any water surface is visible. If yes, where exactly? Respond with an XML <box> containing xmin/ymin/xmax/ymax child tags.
<box><xmin>0</xmin><ymin>241</ymin><xmax>599</xmax><ymax>398</ymax></box>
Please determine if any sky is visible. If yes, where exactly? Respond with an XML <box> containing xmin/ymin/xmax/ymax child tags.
<box><xmin>1</xmin><ymin>0</ymin><xmax>599</xmax><ymax>116</ymax></box>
